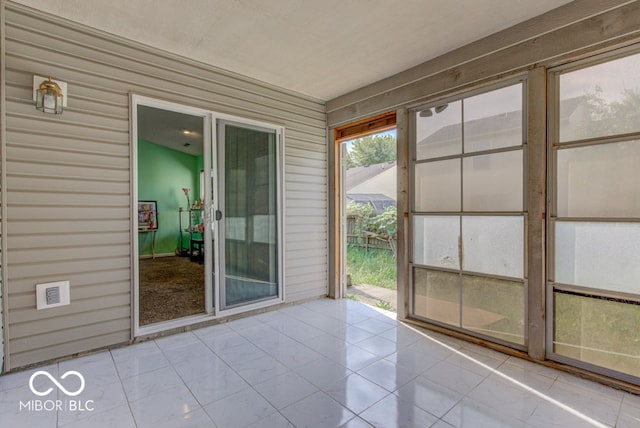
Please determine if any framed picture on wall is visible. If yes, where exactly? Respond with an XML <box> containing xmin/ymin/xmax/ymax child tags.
<box><xmin>138</xmin><ymin>200</ymin><xmax>158</xmax><ymax>231</ymax></box>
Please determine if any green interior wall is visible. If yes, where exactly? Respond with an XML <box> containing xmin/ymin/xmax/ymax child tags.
<box><xmin>138</xmin><ymin>140</ymin><xmax>202</xmax><ymax>256</ymax></box>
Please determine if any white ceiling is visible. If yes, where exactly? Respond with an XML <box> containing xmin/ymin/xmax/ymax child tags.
<box><xmin>15</xmin><ymin>0</ymin><xmax>573</xmax><ymax>101</ymax></box>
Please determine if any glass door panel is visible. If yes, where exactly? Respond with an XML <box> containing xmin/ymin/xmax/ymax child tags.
<box><xmin>219</xmin><ymin>121</ymin><xmax>280</xmax><ymax>309</ymax></box>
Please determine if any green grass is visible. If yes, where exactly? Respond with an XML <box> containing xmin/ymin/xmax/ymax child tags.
<box><xmin>375</xmin><ymin>300</ymin><xmax>394</xmax><ymax>311</ymax></box>
<box><xmin>347</xmin><ymin>246</ymin><xmax>397</xmax><ymax>290</ymax></box>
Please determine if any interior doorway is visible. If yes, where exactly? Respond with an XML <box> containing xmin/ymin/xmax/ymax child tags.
<box><xmin>132</xmin><ymin>96</ymin><xmax>285</xmax><ymax>335</ymax></box>
<box><xmin>134</xmin><ymin>100</ymin><xmax>213</xmax><ymax>331</ymax></box>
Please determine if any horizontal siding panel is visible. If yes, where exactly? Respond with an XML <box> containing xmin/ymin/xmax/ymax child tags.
<box><xmin>8</xmin><ymin>219</ymin><xmax>129</xmax><ymax>235</ymax></box>
<box><xmin>5</xmin><ymin>68</ymin><xmax>129</xmax><ymax>107</ymax></box>
<box><xmin>7</xmin><ymin>145</ymin><xmax>130</xmax><ymax>170</ymax></box>
<box><xmin>7</xmin><ymin>176</ymin><xmax>130</xmax><ymax>194</ymax></box>
<box><xmin>286</xmin><ymin>289</ymin><xmax>327</xmax><ymax>302</ymax></box>
<box><xmin>286</xmin><ymin>263</ymin><xmax>327</xmax><ymax>277</ymax></box>
<box><xmin>8</xmin><ymin>206</ymin><xmax>130</xmax><ymax>222</ymax></box>
<box><xmin>10</xmin><ymin>319</ymin><xmax>130</xmax><ymax>355</ymax></box>
<box><xmin>10</xmin><ymin>330</ymin><xmax>130</xmax><ymax>369</ymax></box>
<box><xmin>283</xmin><ymin>217</ymin><xmax>326</xmax><ymax>227</ymax></box>
<box><xmin>10</xmin><ymin>305</ymin><xmax>130</xmax><ymax>339</ymax></box>
<box><xmin>7</xmin><ymin>192</ymin><xmax>129</xmax><ymax>208</ymax></box>
<box><xmin>6</xmin><ymin>130</ymin><xmax>131</xmax><ymax>157</ymax></box>
<box><xmin>8</xmin><ymin>232</ymin><xmax>130</xmax><ymax>250</ymax></box>
<box><xmin>8</xmin><ymin>244</ymin><xmax>130</xmax><ymax>265</ymax></box>
<box><xmin>285</xmin><ymin>164</ymin><xmax>325</xmax><ymax>177</ymax></box>
<box><xmin>9</xmin><ymin>294</ymin><xmax>130</xmax><ymax>326</ymax></box>
<box><xmin>286</xmin><ymin>240</ymin><xmax>327</xmax><ymax>252</ymax></box>
<box><xmin>8</xmin><ymin>256</ymin><xmax>131</xmax><ymax>281</ymax></box>
<box><xmin>285</xmin><ymin>224</ymin><xmax>327</xmax><ymax>234</ymax></box>
<box><xmin>285</xmin><ymin>191</ymin><xmax>327</xmax><ymax>202</ymax></box>
<box><xmin>285</xmin><ymin>147</ymin><xmax>326</xmax><ymax>161</ymax></box>
<box><xmin>285</xmin><ymin>199</ymin><xmax>326</xmax><ymax>210</ymax></box>
<box><xmin>8</xmin><ymin>276</ymin><xmax>131</xmax><ymax>308</ymax></box>
<box><xmin>7</xmin><ymin>161</ymin><xmax>128</xmax><ymax>182</ymax></box>
<box><xmin>7</xmin><ymin>114</ymin><xmax>128</xmax><ymax>144</ymax></box>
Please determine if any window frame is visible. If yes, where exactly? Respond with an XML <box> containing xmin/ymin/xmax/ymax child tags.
<box><xmin>408</xmin><ymin>77</ymin><xmax>529</xmax><ymax>349</ymax></box>
<box><xmin>546</xmin><ymin>46</ymin><xmax>640</xmax><ymax>384</ymax></box>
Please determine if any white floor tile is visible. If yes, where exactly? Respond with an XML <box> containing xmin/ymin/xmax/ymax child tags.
<box><xmin>0</xmin><ymin>385</ymin><xmax>58</xmax><ymax>428</ymax></box>
<box><xmin>323</xmin><ymin>373</ymin><xmax>390</xmax><ymax>414</ymax></box>
<box><xmin>154</xmin><ymin>407</ymin><xmax>216</xmax><ymax>428</ymax></box>
<box><xmin>254</xmin><ymin>371</ymin><xmax>318</xmax><ymax>409</ymax></box>
<box><xmin>422</xmin><ymin>360</ymin><xmax>487</xmax><ymax>395</ymax></box>
<box><xmin>1</xmin><ymin>299</ymin><xmax>631</xmax><ymax>428</ymax></box>
<box><xmin>443</xmin><ymin>397</ymin><xmax>531</xmax><ymax>428</ymax></box>
<box><xmin>359</xmin><ymin>393</ymin><xmax>439</xmax><ymax>428</ymax></box>
<box><xmin>0</xmin><ymin>363</ymin><xmax>59</xmax><ymax>392</ymax></box>
<box><xmin>59</xmin><ymin>351</ymin><xmax>119</xmax><ymax>388</ymax></box>
<box><xmin>294</xmin><ymin>357</ymin><xmax>353</xmax><ymax>389</ymax></box>
<box><xmin>354</xmin><ymin>336</ymin><xmax>399</xmax><ymax>358</ymax></box>
<box><xmin>526</xmin><ymin>400</ymin><xmax>611</xmax><ymax>428</ymax></box>
<box><xmin>357</xmin><ymin>358</ymin><xmax>420</xmax><ymax>392</ymax></box>
<box><xmin>204</xmin><ymin>387</ymin><xmax>277</xmax><ymax>427</ymax></box>
<box><xmin>60</xmin><ymin>403</ymin><xmax>136</xmax><ymax>428</ymax></box>
<box><xmin>247</xmin><ymin>411</ymin><xmax>295</xmax><ymax>428</ymax></box>
<box><xmin>281</xmin><ymin>391</ymin><xmax>356</xmax><ymax>428</ymax></box>
<box><xmin>184</xmin><ymin>366</ymin><xmax>249</xmax><ymax>406</ymax></box>
<box><xmin>111</xmin><ymin>341</ymin><xmax>170</xmax><ymax>379</ymax></box>
<box><xmin>122</xmin><ymin>366</ymin><xmax>185</xmax><ymax>402</ymax></box>
<box><xmin>542</xmin><ymin>379</ymin><xmax>621</xmax><ymax>427</ymax></box>
<box><xmin>129</xmin><ymin>383</ymin><xmax>200</xmax><ymax>428</ymax></box>
<box><xmin>466</xmin><ymin>374</ymin><xmax>542</xmax><ymax>421</ymax></box>
<box><xmin>325</xmin><ymin>344</ymin><xmax>381</xmax><ymax>372</ymax></box>
<box><xmin>394</xmin><ymin>376</ymin><xmax>464</xmax><ymax>418</ymax></box>
<box><xmin>57</xmin><ymin>379</ymin><xmax>128</xmax><ymax>426</ymax></box>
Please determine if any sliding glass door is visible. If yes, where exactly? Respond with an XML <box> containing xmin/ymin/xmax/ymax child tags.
<box><xmin>217</xmin><ymin>120</ymin><xmax>282</xmax><ymax>309</ymax></box>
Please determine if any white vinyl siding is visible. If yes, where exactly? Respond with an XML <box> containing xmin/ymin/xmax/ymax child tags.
<box><xmin>2</xmin><ymin>3</ymin><xmax>327</xmax><ymax>369</ymax></box>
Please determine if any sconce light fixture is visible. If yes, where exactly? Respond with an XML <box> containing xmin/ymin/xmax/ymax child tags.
<box><xmin>33</xmin><ymin>75</ymin><xmax>67</xmax><ymax>114</ymax></box>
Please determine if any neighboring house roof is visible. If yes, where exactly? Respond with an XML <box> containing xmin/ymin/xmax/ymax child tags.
<box><xmin>418</xmin><ymin>96</ymin><xmax>585</xmax><ymax>147</ymax></box>
<box><xmin>346</xmin><ymin>161</ymin><xmax>396</xmax><ymax>191</ymax></box>
<box><xmin>347</xmin><ymin>193</ymin><xmax>396</xmax><ymax>213</ymax></box>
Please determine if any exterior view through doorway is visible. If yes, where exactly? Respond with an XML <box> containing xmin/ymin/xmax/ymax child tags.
<box><xmin>334</xmin><ymin>112</ymin><xmax>397</xmax><ymax>311</ymax></box>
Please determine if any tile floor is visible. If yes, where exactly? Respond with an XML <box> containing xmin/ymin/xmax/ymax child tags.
<box><xmin>1</xmin><ymin>298</ymin><xmax>638</xmax><ymax>427</ymax></box>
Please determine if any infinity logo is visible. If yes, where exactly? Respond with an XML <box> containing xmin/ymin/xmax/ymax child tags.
<box><xmin>29</xmin><ymin>371</ymin><xmax>85</xmax><ymax>397</ymax></box>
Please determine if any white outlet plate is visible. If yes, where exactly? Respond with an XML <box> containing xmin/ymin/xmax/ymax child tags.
<box><xmin>36</xmin><ymin>281</ymin><xmax>70</xmax><ymax>310</ymax></box>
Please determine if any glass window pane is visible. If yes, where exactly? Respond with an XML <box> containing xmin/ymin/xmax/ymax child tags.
<box><xmin>464</xmin><ymin>84</ymin><xmax>523</xmax><ymax>153</ymax></box>
<box><xmin>413</xmin><ymin>215</ymin><xmax>459</xmax><ymax>269</ymax></box>
<box><xmin>554</xmin><ymin>292</ymin><xmax>640</xmax><ymax>377</ymax></box>
<box><xmin>555</xmin><ymin>221</ymin><xmax>640</xmax><ymax>294</ymax></box>
<box><xmin>557</xmin><ymin>140</ymin><xmax>640</xmax><ymax>218</ymax></box>
<box><xmin>462</xmin><ymin>216</ymin><xmax>524</xmax><ymax>278</ymax></box>
<box><xmin>414</xmin><ymin>267</ymin><xmax>460</xmax><ymax>326</ymax></box>
<box><xmin>463</xmin><ymin>150</ymin><xmax>523</xmax><ymax>212</ymax></box>
<box><xmin>224</xmin><ymin>125</ymin><xmax>279</xmax><ymax>307</ymax></box>
<box><xmin>415</xmin><ymin>159</ymin><xmax>461</xmax><ymax>212</ymax></box>
<box><xmin>462</xmin><ymin>275</ymin><xmax>524</xmax><ymax>345</ymax></box>
<box><xmin>559</xmin><ymin>53</ymin><xmax>640</xmax><ymax>142</ymax></box>
<box><xmin>416</xmin><ymin>101</ymin><xmax>462</xmax><ymax>160</ymax></box>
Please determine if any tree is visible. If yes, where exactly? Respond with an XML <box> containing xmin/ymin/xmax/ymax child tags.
<box><xmin>577</xmin><ymin>86</ymin><xmax>640</xmax><ymax>139</ymax></box>
<box><xmin>347</xmin><ymin>134</ymin><xmax>396</xmax><ymax>168</ymax></box>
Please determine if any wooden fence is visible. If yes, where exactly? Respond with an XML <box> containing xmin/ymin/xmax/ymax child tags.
<box><xmin>347</xmin><ymin>215</ymin><xmax>397</xmax><ymax>254</ymax></box>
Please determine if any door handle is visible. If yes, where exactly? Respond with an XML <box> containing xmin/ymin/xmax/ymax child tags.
<box><xmin>215</xmin><ymin>210</ymin><xmax>223</xmax><ymax>221</ymax></box>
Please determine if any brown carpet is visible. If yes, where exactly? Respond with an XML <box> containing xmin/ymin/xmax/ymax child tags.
<box><xmin>139</xmin><ymin>256</ymin><xmax>205</xmax><ymax>325</ymax></box>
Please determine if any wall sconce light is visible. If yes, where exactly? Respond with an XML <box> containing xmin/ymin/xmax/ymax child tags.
<box><xmin>33</xmin><ymin>75</ymin><xmax>67</xmax><ymax>114</ymax></box>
